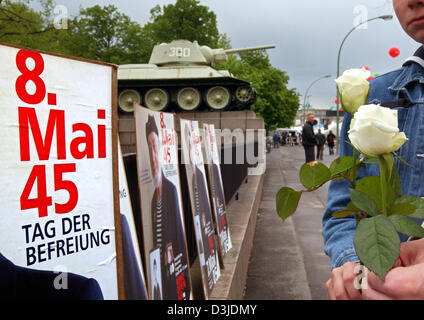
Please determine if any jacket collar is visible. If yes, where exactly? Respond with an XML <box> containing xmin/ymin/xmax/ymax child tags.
<box><xmin>389</xmin><ymin>46</ymin><xmax>424</xmax><ymax>93</ymax></box>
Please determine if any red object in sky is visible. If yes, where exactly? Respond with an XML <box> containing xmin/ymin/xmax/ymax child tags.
<box><xmin>362</xmin><ymin>65</ymin><xmax>370</xmax><ymax>71</ymax></box>
<box><xmin>389</xmin><ymin>47</ymin><xmax>400</xmax><ymax>58</ymax></box>
<box><xmin>334</xmin><ymin>98</ymin><xmax>340</xmax><ymax>104</ymax></box>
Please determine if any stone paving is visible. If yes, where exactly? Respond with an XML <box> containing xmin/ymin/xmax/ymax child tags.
<box><xmin>244</xmin><ymin>144</ymin><xmax>337</xmax><ymax>300</ymax></box>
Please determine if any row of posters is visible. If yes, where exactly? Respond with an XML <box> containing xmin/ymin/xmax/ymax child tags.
<box><xmin>0</xmin><ymin>43</ymin><xmax>232</xmax><ymax>300</ymax></box>
<box><xmin>135</xmin><ymin>105</ymin><xmax>232</xmax><ymax>300</ymax></box>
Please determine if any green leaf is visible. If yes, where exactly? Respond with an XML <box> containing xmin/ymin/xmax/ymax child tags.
<box><xmin>393</xmin><ymin>152</ymin><xmax>413</xmax><ymax>168</ymax></box>
<box><xmin>332</xmin><ymin>209</ymin><xmax>356</xmax><ymax>218</ymax></box>
<box><xmin>388</xmin><ymin>215</ymin><xmax>424</xmax><ymax>238</ymax></box>
<box><xmin>329</xmin><ymin>156</ymin><xmax>360</xmax><ymax>177</ymax></box>
<box><xmin>381</xmin><ymin>153</ymin><xmax>394</xmax><ymax>183</ymax></box>
<box><xmin>389</xmin><ymin>164</ymin><xmax>402</xmax><ymax>198</ymax></box>
<box><xmin>354</xmin><ymin>215</ymin><xmax>400</xmax><ymax>280</ymax></box>
<box><xmin>394</xmin><ymin>196</ymin><xmax>424</xmax><ymax>219</ymax></box>
<box><xmin>276</xmin><ymin>187</ymin><xmax>302</xmax><ymax>221</ymax></box>
<box><xmin>350</xmin><ymin>189</ymin><xmax>378</xmax><ymax>217</ymax></box>
<box><xmin>363</xmin><ymin>157</ymin><xmax>379</xmax><ymax>165</ymax></box>
<box><xmin>346</xmin><ymin>201</ymin><xmax>360</xmax><ymax>212</ymax></box>
<box><xmin>299</xmin><ymin>162</ymin><xmax>331</xmax><ymax>190</ymax></box>
<box><xmin>356</xmin><ymin>176</ymin><xmax>396</xmax><ymax>209</ymax></box>
<box><xmin>388</xmin><ymin>203</ymin><xmax>416</xmax><ymax>216</ymax></box>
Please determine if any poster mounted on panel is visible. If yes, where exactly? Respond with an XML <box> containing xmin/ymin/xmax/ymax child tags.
<box><xmin>149</xmin><ymin>247</ymin><xmax>162</xmax><ymax>300</ymax></box>
<box><xmin>0</xmin><ymin>43</ymin><xmax>122</xmax><ymax>299</ymax></box>
<box><xmin>118</xmin><ymin>142</ymin><xmax>148</xmax><ymax>300</ymax></box>
<box><xmin>180</xmin><ymin>119</ymin><xmax>220</xmax><ymax>299</ymax></box>
<box><xmin>134</xmin><ymin>104</ymin><xmax>192</xmax><ymax>300</ymax></box>
<box><xmin>203</xmin><ymin>123</ymin><xmax>232</xmax><ymax>260</ymax></box>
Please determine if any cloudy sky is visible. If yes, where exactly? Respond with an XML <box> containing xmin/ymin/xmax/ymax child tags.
<box><xmin>57</xmin><ymin>0</ymin><xmax>419</xmax><ymax>109</ymax></box>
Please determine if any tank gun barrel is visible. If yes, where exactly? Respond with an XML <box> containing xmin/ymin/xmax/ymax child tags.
<box><xmin>224</xmin><ymin>45</ymin><xmax>275</xmax><ymax>54</ymax></box>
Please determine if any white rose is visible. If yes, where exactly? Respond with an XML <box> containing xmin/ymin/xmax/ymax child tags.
<box><xmin>335</xmin><ymin>68</ymin><xmax>370</xmax><ymax>114</ymax></box>
<box><xmin>348</xmin><ymin>104</ymin><xmax>407</xmax><ymax>157</ymax></box>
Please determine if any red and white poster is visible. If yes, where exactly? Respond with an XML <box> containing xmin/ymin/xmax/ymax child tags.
<box><xmin>203</xmin><ymin>123</ymin><xmax>232</xmax><ymax>259</ymax></box>
<box><xmin>0</xmin><ymin>44</ymin><xmax>120</xmax><ymax>299</ymax></box>
<box><xmin>181</xmin><ymin>119</ymin><xmax>220</xmax><ymax>299</ymax></box>
<box><xmin>134</xmin><ymin>104</ymin><xmax>192</xmax><ymax>300</ymax></box>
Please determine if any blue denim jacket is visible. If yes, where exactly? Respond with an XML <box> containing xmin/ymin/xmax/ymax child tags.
<box><xmin>322</xmin><ymin>54</ymin><xmax>424</xmax><ymax>270</ymax></box>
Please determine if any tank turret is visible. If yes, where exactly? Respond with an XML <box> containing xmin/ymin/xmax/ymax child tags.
<box><xmin>118</xmin><ymin>39</ymin><xmax>275</xmax><ymax>112</ymax></box>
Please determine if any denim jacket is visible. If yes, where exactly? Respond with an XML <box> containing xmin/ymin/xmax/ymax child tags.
<box><xmin>322</xmin><ymin>50</ymin><xmax>424</xmax><ymax>270</ymax></box>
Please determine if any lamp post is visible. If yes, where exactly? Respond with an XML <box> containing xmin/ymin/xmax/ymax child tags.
<box><xmin>336</xmin><ymin>14</ymin><xmax>393</xmax><ymax>154</ymax></box>
<box><xmin>303</xmin><ymin>74</ymin><xmax>331</xmax><ymax>122</ymax></box>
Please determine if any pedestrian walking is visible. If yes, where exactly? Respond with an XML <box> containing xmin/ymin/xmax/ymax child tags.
<box><xmin>301</xmin><ymin>113</ymin><xmax>316</xmax><ymax>163</ymax></box>
<box><xmin>315</xmin><ymin>129</ymin><xmax>326</xmax><ymax>160</ymax></box>
<box><xmin>326</xmin><ymin>130</ymin><xmax>336</xmax><ymax>155</ymax></box>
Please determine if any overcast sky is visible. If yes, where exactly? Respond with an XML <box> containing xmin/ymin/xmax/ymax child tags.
<box><xmin>56</xmin><ymin>0</ymin><xmax>419</xmax><ymax>109</ymax></box>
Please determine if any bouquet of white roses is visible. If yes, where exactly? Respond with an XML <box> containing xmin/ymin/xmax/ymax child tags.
<box><xmin>276</xmin><ymin>68</ymin><xmax>424</xmax><ymax>281</ymax></box>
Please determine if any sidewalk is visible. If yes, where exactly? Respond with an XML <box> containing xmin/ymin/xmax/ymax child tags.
<box><xmin>244</xmin><ymin>144</ymin><xmax>336</xmax><ymax>300</ymax></box>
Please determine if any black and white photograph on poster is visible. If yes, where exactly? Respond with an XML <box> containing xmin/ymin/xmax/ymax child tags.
<box><xmin>134</xmin><ymin>104</ymin><xmax>192</xmax><ymax>300</ymax></box>
<box><xmin>203</xmin><ymin>123</ymin><xmax>232</xmax><ymax>259</ymax></box>
<box><xmin>0</xmin><ymin>44</ymin><xmax>120</xmax><ymax>300</ymax></box>
<box><xmin>118</xmin><ymin>142</ymin><xmax>148</xmax><ymax>300</ymax></box>
<box><xmin>149</xmin><ymin>247</ymin><xmax>162</xmax><ymax>300</ymax></box>
<box><xmin>181</xmin><ymin>119</ymin><xmax>220</xmax><ymax>299</ymax></box>
<box><xmin>194</xmin><ymin>215</ymin><xmax>206</xmax><ymax>267</ymax></box>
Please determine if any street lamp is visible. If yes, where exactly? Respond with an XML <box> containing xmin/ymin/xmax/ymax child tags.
<box><xmin>335</xmin><ymin>14</ymin><xmax>393</xmax><ymax>154</ymax></box>
<box><xmin>303</xmin><ymin>74</ymin><xmax>331</xmax><ymax>122</ymax></box>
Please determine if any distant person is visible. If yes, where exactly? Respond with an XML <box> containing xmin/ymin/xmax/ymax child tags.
<box><xmin>281</xmin><ymin>131</ymin><xmax>287</xmax><ymax>145</ymax></box>
<box><xmin>326</xmin><ymin>130</ymin><xmax>336</xmax><ymax>155</ymax></box>
<box><xmin>145</xmin><ymin>114</ymin><xmax>190</xmax><ymax>300</ymax></box>
<box><xmin>316</xmin><ymin>129</ymin><xmax>326</xmax><ymax>161</ymax></box>
<box><xmin>301</xmin><ymin>113</ymin><xmax>316</xmax><ymax>163</ymax></box>
<box><xmin>273</xmin><ymin>131</ymin><xmax>280</xmax><ymax>148</ymax></box>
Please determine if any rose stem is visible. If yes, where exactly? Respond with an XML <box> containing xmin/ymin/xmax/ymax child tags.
<box><xmin>379</xmin><ymin>155</ymin><xmax>388</xmax><ymax>216</ymax></box>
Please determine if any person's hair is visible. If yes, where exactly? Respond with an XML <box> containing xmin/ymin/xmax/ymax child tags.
<box><xmin>145</xmin><ymin>114</ymin><xmax>158</xmax><ymax>141</ymax></box>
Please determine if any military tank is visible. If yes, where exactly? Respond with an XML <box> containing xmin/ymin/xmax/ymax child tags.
<box><xmin>117</xmin><ymin>39</ymin><xmax>275</xmax><ymax>113</ymax></box>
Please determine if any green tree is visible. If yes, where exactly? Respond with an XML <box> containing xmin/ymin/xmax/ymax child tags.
<box><xmin>0</xmin><ymin>0</ymin><xmax>58</xmax><ymax>51</ymax></box>
<box><xmin>143</xmin><ymin>0</ymin><xmax>220</xmax><ymax>48</ymax></box>
<box><xmin>218</xmin><ymin>51</ymin><xmax>300</xmax><ymax>131</ymax></box>
<box><xmin>61</xmin><ymin>5</ymin><xmax>149</xmax><ymax>64</ymax></box>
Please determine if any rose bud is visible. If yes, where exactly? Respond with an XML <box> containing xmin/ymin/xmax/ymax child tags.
<box><xmin>348</xmin><ymin>104</ymin><xmax>407</xmax><ymax>157</ymax></box>
<box><xmin>335</xmin><ymin>68</ymin><xmax>370</xmax><ymax>114</ymax></box>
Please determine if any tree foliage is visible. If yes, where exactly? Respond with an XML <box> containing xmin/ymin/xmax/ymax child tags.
<box><xmin>1</xmin><ymin>0</ymin><xmax>300</xmax><ymax>128</ymax></box>
<box><xmin>60</xmin><ymin>5</ymin><xmax>149</xmax><ymax>64</ymax></box>
<box><xmin>217</xmin><ymin>51</ymin><xmax>300</xmax><ymax>131</ymax></box>
<box><xmin>0</xmin><ymin>0</ymin><xmax>57</xmax><ymax>50</ymax></box>
<box><xmin>143</xmin><ymin>0</ymin><xmax>220</xmax><ymax>48</ymax></box>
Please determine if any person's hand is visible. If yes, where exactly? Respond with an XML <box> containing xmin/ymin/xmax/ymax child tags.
<box><xmin>326</xmin><ymin>261</ymin><xmax>362</xmax><ymax>300</ymax></box>
<box><xmin>363</xmin><ymin>238</ymin><xmax>424</xmax><ymax>300</ymax></box>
